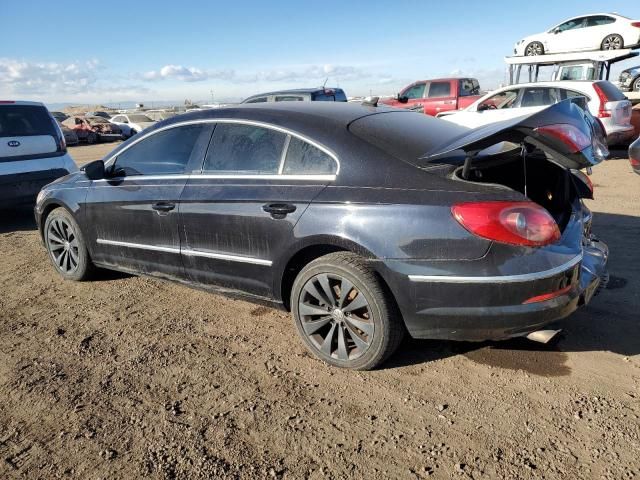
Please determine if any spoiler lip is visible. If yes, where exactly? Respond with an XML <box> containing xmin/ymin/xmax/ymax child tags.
<box><xmin>421</xmin><ymin>98</ymin><xmax>606</xmax><ymax>170</ymax></box>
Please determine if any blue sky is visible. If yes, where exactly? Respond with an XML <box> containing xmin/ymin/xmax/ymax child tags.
<box><xmin>1</xmin><ymin>0</ymin><xmax>639</xmax><ymax>104</ymax></box>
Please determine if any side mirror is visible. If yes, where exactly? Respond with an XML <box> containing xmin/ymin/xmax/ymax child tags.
<box><xmin>396</xmin><ymin>94</ymin><xmax>409</xmax><ymax>104</ymax></box>
<box><xmin>477</xmin><ymin>103</ymin><xmax>490</xmax><ymax>112</ymax></box>
<box><xmin>83</xmin><ymin>159</ymin><xmax>105</xmax><ymax>180</ymax></box>
<box><xmin>553</xmin><ymin>27</ymin><xmax>560</xmax><ymax>34</ymax></box>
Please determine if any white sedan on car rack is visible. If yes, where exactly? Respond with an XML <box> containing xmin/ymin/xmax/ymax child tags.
<box><xmin>514</xmin><ymin>13</ymin><xmax>640</xmax><ymax>56</ymax></box>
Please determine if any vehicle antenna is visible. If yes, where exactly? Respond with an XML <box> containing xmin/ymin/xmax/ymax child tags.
<box><xmin>322</xmin><ymin>77</ymin><xmax>328</xmax><ymax>88</ymax></box>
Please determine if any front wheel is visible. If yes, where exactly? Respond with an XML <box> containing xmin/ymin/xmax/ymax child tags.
<box><xmin>525</xmin><ymin>41</ymin><xmax>544</xmax><ymax>56</ymax></box>
<box><xmin>633</xmin><ymin>77</ymin><xmax>640</xmax><ymax>92</ymax></box>
<box><xmin>86</xmin><ymin>132</ymin><xmax>97</xmax><ymax>144</ymax></box>
<box><xmin>291</xmin><ymin>252</ymin><xmax>404</xmax><ymax>370</ymax></box>
<box><xmin>601</xmin><ymin>34</ymin><xmax>623</xmax><ymax>50</ymax></box>
<box><xmin>44</xmin><ymin>208</ymin><xmax>93</xmax><ymax>281</ymax></box>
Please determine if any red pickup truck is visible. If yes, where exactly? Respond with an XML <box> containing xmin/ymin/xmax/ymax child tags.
<box><xmin>382</xmin><ymin>77</ymin><xmax>482</xmax><ymax>116</ymax></box>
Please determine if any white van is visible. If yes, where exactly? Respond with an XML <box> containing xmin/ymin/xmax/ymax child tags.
<box><xmin>1</xmin><ymin>101</ymin><xmax>77</xmax><ymax>207</ymax></box>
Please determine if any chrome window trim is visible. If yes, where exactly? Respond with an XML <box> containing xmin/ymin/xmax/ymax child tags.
<box><xmin>92</xmin><ymin>173</ymin><xmax>336</xmax><ymax>183</ymax></box>
<box><xmin>408</xmin><ymin>254</ymin><xmax>583</xmax><ymax>283</ymax></box>
<box><xmin>96</xmin><ymin>239</ymin><xmax>272</xmax><ymax>266</ymax></box>
<box><xmin>104</xmin><ymin>118</ymin><xmax>340</xmax><ymax>176</ymax></box>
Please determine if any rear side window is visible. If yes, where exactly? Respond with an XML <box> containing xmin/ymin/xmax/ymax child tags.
<box><xmin>282</xmin><ymin>137</ymin><xmax>336</xmax><ymax>175</ymax></box>
<box><xmin>595</xmin><ymin>81</ymin><xmax>626</xmax><ymax>101</ymax></box>
<box><xmin>314</xmin><ymin>89</ymin><xmax>347</xmax><ymax>102</ymax></box>
<box><xmin>459</xmin><ymin>79</ymin><xmax>479</xmax><ymax>96</ymax></box>
<box><xmin>0</xmin><ymin>105</ymin><xmax>56</xmax><ymax>137</ymax></box>
<box><xmin>113</xmin><ymin>124</ymin><xmax>209</xmax><ymax>175</ymax></box>
<box><xmin>586</xmin><ymin>15</ymin><xmax>615</xmax><ymax>27</ymax></box>
<box><xmin>245</xmin><ymin>97</ymin><xmax>268</xmax><ymax>103</ymax></box>
<box><xmin>204</xmin><ymin>123</ymin><xmax>286</xmax><ymax>174</ymax></box>
<box><xmin>427</xmin><ymin>81</ymin><xmax>452</xmax><ymax>98</ymax></box>
<box><xmin>275</xmin><ymin>96</ymin><xmax>304</xmax><ymax>102</ymax></box>
<box><xmin>519</xmin><ymin>87</ymin><xmax>561</xmax><ymax>107</ymax></box>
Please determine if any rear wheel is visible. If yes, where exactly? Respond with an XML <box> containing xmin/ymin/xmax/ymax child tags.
<box><xmin>44</xmin><ymin>208</ymin><xmax>93</xmax><ymax>281</ymax></box>
<box><xmin>86</xmin><ymin>132</ymin><xmax>97</xmax><ymax>144</ymax></box>
<box><xmin>291</xmin><ymin>252</ymin><xmax>404</xmax><ymax>370</ymax></box>
<box><xmin>633</xmin><ymin>77</ymin><xmax>640</xmax><ymax>92</ymax></box>
<box><xmin>525</xmin><ymin>41</ymin><xmax>544</xmax><ymax>56</ymax></box>
<box><xmin>601</xmin><ymin>34</ymin><xmax>623</xmax><ymax>50</ymax></box>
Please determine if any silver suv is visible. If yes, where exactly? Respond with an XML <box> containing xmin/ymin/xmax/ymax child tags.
<box><xmin>1</xmin><ymin>101</ymin><xmax>77</xmax><ymax>207</ymax></box>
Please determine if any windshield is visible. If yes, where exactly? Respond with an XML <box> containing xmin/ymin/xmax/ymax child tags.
<box><xmin>129</xmin><ymin>114</ymin><xmax>153</xmax><ymax>123</ymax></box>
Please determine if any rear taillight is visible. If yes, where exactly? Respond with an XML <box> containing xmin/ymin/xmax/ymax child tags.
<box><xmin>0</xmin><ymin>100</ymin><xmax>16</xmax><ymax>104</ymax></box>
<box><xmin>593</xmin><ymin>83</ymin><xmax>611</xmax><ymax>118</ymax></box>
<box><xmin>535</xmin><ymin>124</ymin><xmax>591</xmax><ymax>153</ymax></box>
<box><xmin>631</xmin><ymin>21</ymin><xmax>640</xmax><ymax>27</ymax></box>
<box><xmin>452</xmin><ymin>201</ymin><xmax>561</xmax><ymax>247</ymax></box>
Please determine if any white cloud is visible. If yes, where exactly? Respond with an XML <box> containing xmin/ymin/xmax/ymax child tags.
<box><xmin>0</xmin><ymin>58</ymin><xmax>102</xmax><ymax>94</ymax></box>
<box><xmin>142</xmin><ymin>63</ymin><xmax>373</xmax><ymax>84</ymax></box>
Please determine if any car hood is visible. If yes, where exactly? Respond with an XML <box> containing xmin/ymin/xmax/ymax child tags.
<box><xmin>419</xmin><ymin>99</ymin><xmax>607</xmax><ymax>171</ymax></box>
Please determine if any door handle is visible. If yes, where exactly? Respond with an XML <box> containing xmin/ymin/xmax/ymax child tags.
<box><xmin>263</xmin><ymin>203</ymin><xmax>296</xmax><ymax>217</ymax></box>
<box><xmin>152</xmin><ymin>202</ymin><xmax>175</xmax><ymax>212</ymax></box>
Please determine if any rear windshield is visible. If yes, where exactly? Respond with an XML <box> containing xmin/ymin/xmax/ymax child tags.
<box><xmin>349</xmin><ymin>110</ymin><xmax>468</xmax><ymax>163</ymax></box>
<box><xmin>313</xmin><ymin>90</ymin><xmax>348</xmax><ymax>102</ymax></box>
<box><xmin>595</xmin><ymin>81</ymin><xmax>626</xmax><ymax>101</ymax></box>
<box><xmin>0</xmin><ymin>105</ymin><xmax>57</xmax><ymax>137</ymax></box>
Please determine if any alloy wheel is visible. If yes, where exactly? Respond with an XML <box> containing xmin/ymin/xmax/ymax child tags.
<box><xmin>298</xmin><ymin>273</ymin><xmax>374</xmax><ymax>361</ymax></box>
<box><xmin>602</xmin><ymin>35</ymin><xmax>622</xmax><ymax>50</ymax></box>
<box><xmin>47</xmin><ymin>218</ymin><xmax>79</xmax><ymax>274</ymax></box>
<box><xmin>526</xmin><ymin>43</ymin><xmax>542</xmax><ymax>56</ymax></box>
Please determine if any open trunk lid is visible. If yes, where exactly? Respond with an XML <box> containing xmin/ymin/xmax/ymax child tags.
<box><xmin>420</xmin><ymin>99</ymin><xmax>608</xmax><ymax>171</ymax></box>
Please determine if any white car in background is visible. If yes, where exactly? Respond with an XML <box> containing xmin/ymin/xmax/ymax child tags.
<box><xmin>1</xmin><ymin>101</ymin><xmax>77</xmax><ymax>207</ymax></box>
<box><xmin>514</xmin><ymin>13</ymin><xmax>640</xmax><ymax>56</ymax></box>
<box><xmin>109</xmin><ymin>113</ymin><xmax>155</xmax><ymax>138</ymax></box>
<box><xmin>439</xmin><ymin>81</ymin><xmax>634</xmax><ymax>145</ymax></box>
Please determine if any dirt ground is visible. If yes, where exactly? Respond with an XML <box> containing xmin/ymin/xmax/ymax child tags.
<box><xmin>0</xmin><ymin>145</ymin><xmax>639</xmax><ymax>479</ymax></box>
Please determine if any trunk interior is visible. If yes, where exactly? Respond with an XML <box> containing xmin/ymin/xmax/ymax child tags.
<box><xmin>453</xmin><ymin>150</ymin><xmax>580</xmax><ymax>232</ymax></box>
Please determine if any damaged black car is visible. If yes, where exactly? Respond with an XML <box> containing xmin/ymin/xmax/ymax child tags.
<box><xmin>35</xmin><ymin>100</ymin><xmax>609</xmax><ymax>369</ymax></box>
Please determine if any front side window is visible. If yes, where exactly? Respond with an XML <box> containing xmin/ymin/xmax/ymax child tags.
<box><xmin>203</xmin><ymin>123</ymin><xmax>286</xmax><ymax>174</ymax></box>
<box><xmin>282</xmin><ymin>137</ymin><xmax>336</xmax><ymax>175</ymax></box>
<box><xmin>246</xmin><ymin>97</ymin><xmax>268</xmax><ymax>103</ymax></box>
<box><xmin>556</xmin><ymin>17</ymin><xmax>585</xmax><ymax>32</ymax></box>
<box><xmin>113</xmin><ymin>124</ymin><xmax>208</xmax><ymax>176</ymax></box>
<box><xmin>427</xmin><ymin>81</ymin><xmax>452</xmax><ymax>98</ymax></box>
<box><xmin>402</xmin><ymin>83</ymin><xmax>426</xmax><ymax>100</ymax></box>
<box><xmin>478</xmin><ymin>90</ymin><xmax>518</xmax><ymax>110</ymax></box>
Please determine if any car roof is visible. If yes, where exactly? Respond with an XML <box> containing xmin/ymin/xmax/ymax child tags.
<box><xmin>243</xmin><ymin>87</ymin><xmax>344</xmax><ymax>100</ymax></box>
<box><xmin>160</xmin><ymin>102</ymin><xmax>393</xmax><ymax>130</ymax></box>
<box><xmin>0</xmin><ymin>100</ymin><xmax>46</xmax><ymax>107</ymax></box>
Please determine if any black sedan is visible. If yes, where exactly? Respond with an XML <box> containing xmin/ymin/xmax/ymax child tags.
<box><xmin>35</xmin><ymin>101</ymin><xmax>609</xmax><ymax>369</ymax></box>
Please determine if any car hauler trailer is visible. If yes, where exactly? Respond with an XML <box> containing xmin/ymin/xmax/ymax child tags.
<box><xmin>504</xmin><ymin>49</ymin><xmax>639</xmax><ymax>83</ymax></box>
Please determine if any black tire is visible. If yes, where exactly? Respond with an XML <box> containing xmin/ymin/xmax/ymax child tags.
<box><xmin>633</xmin><ymin>77</ymin><xmax>640</xmax><ymax>92</ymax></box>
<box><xmin>291</xmin><ymin>252</ymin><xmax>404</xmax><ymax>370</ymax></box>
<box><xmin>525</xmin><ymin>41</ymin><xmax>544</xmax><ymax>56</ymax></box>
<box><xmin>86</xmin><ymin>132</ymin><xmax>97</xmax><ymax>144</ymax></box>
<box><xmin>601</xmin><ymin>34</ymin><xmax>623</xmax><ymax>50</ymax></box>
<box><xmin>44</xmin><ymin>207</ymin><xmax>94</xmax><ymax>281</ymax></box>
